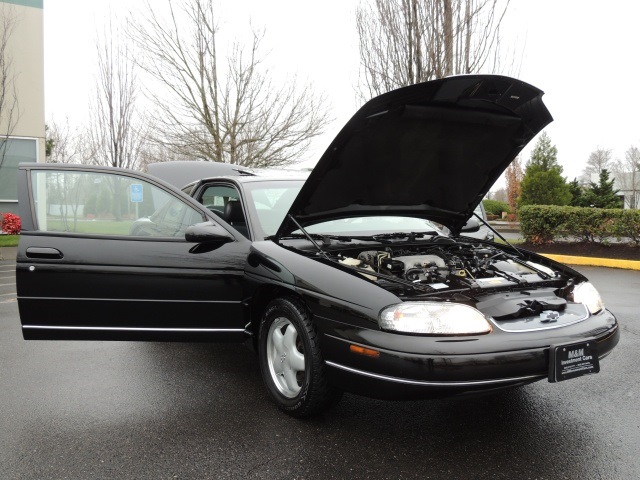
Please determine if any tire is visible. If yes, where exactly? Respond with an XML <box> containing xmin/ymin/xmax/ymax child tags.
<box><xmin>258</xmin><ymin>297</ymin><xmax>342</xmax><ymax>417</ymax></box>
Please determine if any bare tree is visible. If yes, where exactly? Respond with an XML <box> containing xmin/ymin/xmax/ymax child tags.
<box><xmin>46</xmin><ymin>117</ymin><xmax>97</xmax><ymax>164</ymax></box>
<box><xmin>492</xmin><ymin>186</ymin><xmax>507</xmax><ymax>203</ymax></box>
<box><xmin>612</xmin><ymin>146</ymin><xmax>640</xmax><ymax>209</ymax></box>
<box><xmin>137</xmin><ymin>142</ymin><xmax>189</xmax><ymax>171</ymax></box>
<box><xmin>127</xmin><ymin>0</ymin><xmax>331</xmax><ymax>167</ymax></box>
<box><xmin>0</xmin><ymin>4</ymin><xmax>20</xmax><ymax>161</ymax></box>
<box><xmin>356</xmin><ymin>0</ymin><xmax>511</xmax><ymax>99</ymax></box>
<box><xmin>581</xmin><ymin>147</ymin><xmax>613</xmax><ymax>182</ymax></box>
<box><xmin>89</xmin><ymin>20</ymin><xmax>148</xmax><ymax>170</ymax></box>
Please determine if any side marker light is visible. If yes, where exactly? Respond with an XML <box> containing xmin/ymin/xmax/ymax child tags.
<box><xmin>350</xmin><ymin>345</ymin><xmax>380</xmax><ymax>358</ymax></box>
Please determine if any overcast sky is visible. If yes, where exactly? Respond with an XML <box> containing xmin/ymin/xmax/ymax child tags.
<box><xmin>43</xmin><ymin>0</ymin><xmax>640</xmax><ymax>187</ymax></box>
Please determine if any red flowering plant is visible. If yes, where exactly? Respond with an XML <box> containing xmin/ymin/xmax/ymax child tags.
<box><xmin>1</xmin><ymin>212</ymin><xmax>21</xmax><ymax>235</ymax></box>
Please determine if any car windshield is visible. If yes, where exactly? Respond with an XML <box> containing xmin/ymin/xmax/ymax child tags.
<box><xmin>243</xmin><ymin>180</ymin><xmax>441</xmax><ymax>238</ymax></box>
<box><xmin>304</xmin><ymin>216</ymin><xmax>440</xmax><ymax>236</ymax></box>
<box><xmin>243</xmin><ymin>181</ymin><xmax>303</xmax><ymax>237</ymax></box>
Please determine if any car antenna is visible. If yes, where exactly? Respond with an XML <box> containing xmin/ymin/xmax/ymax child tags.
<box><xmin>286</xmin><ymin>215</ymin><xmax>332</xmax><ymax>261</ymax></box>
<box><xmin>231</xmin><ymin>167</ymin><xmax>257</xmax><ymax>176</ymax></box>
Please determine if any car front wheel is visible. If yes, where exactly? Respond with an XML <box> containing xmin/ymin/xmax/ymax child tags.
<box><xmin>258</xmin><ymin>297</ymin><xmax>341</xmax><ymax>417</ymax></box>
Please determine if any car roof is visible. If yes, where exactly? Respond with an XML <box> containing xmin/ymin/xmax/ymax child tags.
<box><xmin>182</xmin><ymin>173</ymin><xmax>307</xmax><ymax>193</ymax></box>
<box><xmin>147</xmin><ymin>161</ymin><xmax>308</xmax><ymax>189</ymax></box>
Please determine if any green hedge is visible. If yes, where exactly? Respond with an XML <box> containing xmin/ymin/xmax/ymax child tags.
<box><xmin>482</xmin><ymin>199</ymin><xmax>510</xmax><ymax>216</ymax></box>
<box><xmin>519</xmin><ymin>205</ymin><xmax>640</xmax><ymax>245</ymax></box>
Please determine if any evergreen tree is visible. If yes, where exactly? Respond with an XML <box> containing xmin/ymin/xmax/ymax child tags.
<box><xmin>569</xmin><ymin>178</ymin><xmax>589</xmax><ymax>207</ymax></box>
<box><xmin>519</xmin><ymin>132</ymin><xmax>571</xmax><ymax>206</ymax></box>
<box><xmin>526</xmin><ymin>132</ymin><xmax>561</xmax><ymax>173</ymax></box>
<box><xmin>582</xmin><ymin>169</ymin><xmax>623</xmax><ymax>208</ymax></box>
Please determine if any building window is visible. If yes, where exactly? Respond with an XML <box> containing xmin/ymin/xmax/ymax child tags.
<box><xmin>0</xmin><ymin>137</ymin><xmax>37</xmax><ymax>213</ymax></box>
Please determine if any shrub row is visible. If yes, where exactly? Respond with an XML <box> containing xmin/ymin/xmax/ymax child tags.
<box><xmin>519</xmin><ymin>205</ymin><xmax>640</xmax><ymax>245</ymax></box>
<box><xmin>482</xmin><ymin>199</ymin><xmax>511</xmax><ymax>216</ymax></box>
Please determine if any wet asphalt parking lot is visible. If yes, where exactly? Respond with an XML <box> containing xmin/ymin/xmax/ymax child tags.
<box><xmin>1</xmin><ymin>257</ymin><xmax>639</xmax><ymax>479</ymax></box>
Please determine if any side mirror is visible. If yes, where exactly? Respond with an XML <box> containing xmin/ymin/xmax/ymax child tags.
<box><xmin>185</xmin><ymin>221</ymin><xmax>233</xmax><ymax>243</ymax></box>
<box><xmin>461</xmin><ymin>218</ymin><xmax>480</xmax><ymax>233</ymax></box>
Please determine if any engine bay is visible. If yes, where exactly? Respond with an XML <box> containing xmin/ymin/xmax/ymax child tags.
<box><xmin>320</xmin><ymin>239</ymin><xmax>584</xmax><ymax>322</ymax></box>
<box><xmin>333</xmin><ymin>241</ymin><xmax>562</xmax><ymax>293</ymax></box>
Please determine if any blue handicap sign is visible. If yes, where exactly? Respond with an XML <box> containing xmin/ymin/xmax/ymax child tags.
<box><xmin>130</xmin><ymin>184</ymin><xmax>143</xmax><ymax>203</ymax></box>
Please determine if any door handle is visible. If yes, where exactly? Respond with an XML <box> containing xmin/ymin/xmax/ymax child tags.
<box><xmin>26</xmin><ymin>247</ymin><xmax>64</xmax><ymax>259</ymax></box>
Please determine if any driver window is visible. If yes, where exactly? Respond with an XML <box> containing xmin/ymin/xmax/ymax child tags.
<box><xmin>200</xmin><ymin>184</ymin><xmax>249</xmax><ymax>238</ymax></box>
<box><xmin>200</xmin><ymin>185</ymin><xmax>239</xmax><ymax>216</ymax></box>
<box><xmin>30</xmin><ymin>170</ymin><xmax>204</xmax><ymax>238</ymax></box>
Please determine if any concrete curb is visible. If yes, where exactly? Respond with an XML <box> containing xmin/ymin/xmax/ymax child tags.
<box><xmin>541</xmin><ymin>253</ymin><xmax>640</xmax><ymax>271</ymax></box>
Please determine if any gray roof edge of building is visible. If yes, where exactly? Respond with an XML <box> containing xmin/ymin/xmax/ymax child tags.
<box><xmin>1</xmin><ymin>1</ymin><xmax>43</xmax><ymax>11</ymax></box>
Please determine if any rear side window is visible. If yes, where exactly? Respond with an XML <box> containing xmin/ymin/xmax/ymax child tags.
<box><xmin>199</xmin><ymin>185</ymin><xmax>241</xmax><ymax>218</ymax></box>
<box><xmin>30</xmin><ymin>170</ymin><xmax>204</xmax><ymax>238</ymax></box>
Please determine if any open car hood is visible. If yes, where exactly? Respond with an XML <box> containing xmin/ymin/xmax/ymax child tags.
<box><xmin>275</xmin><ymin>75</ymin><xmax>552</xmax><ymax>238</ymax></box>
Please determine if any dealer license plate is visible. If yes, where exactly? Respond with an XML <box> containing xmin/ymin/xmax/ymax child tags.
<box><xmin>548</xmin><ymin>340</ymin><xmax>600</xmax><ymax>383</ymax></box>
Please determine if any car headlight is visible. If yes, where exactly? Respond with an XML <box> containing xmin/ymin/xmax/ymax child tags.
<box><xmin>379</xmin><ymin>302</ymin><xmax>492</xmax><ymax>335</ymax></box>
<box><xmin>572</xmin><ymin>282</ymin><xmax>604</xmax><ymax>314</ymax></box>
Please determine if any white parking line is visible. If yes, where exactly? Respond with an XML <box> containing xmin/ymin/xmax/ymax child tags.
<box><xmin>0</xmin><ymin>283</ymin><xmax>16</xmax><ymax>287</ymax></box>
<box><xmin>0</xmin><ymin>292</ymin><xmax>16</xmax><ymax>296</ymax></box>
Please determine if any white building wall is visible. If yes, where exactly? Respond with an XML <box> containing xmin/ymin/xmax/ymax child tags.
<box><xmin>0</xmin><ymin>0</ymin><xmax>44</xmax><ymax>215</ymax></box>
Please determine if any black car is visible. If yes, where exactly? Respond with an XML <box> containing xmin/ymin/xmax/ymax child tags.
<box><xmin>16</xmin><ymin>75</ymin><xmax>619</xmax><ymax>417</ymax></box>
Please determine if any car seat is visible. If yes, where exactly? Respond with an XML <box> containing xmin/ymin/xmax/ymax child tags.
<box><xmin>224</xmin><ymin>200</ymin><xmax>249</xmax><ymax>238</ymax></box>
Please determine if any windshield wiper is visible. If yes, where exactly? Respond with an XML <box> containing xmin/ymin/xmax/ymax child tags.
<box><xmin>281</xmin><ymin>216</ymin><xmax>338</xmax><ymax>261</ymax></box>
<box><xmin>367</xmin><ymin>231</ymin><xmax>439</xmax><ymax>242</ymax></box>
<box><xmin>273</xmin><ymin>232</ymin><xmax>353</xmax><ymax>243</ymax></box>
